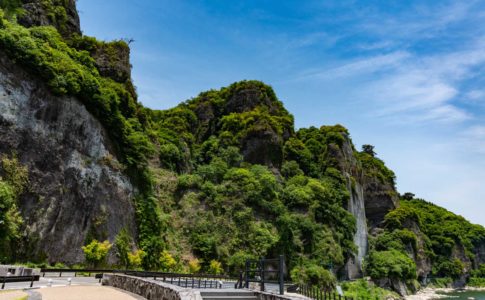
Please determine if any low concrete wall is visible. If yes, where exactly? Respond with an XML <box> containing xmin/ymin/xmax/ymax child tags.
<box><xmin>102</xmin><ymin>274</ymin><xmax>203</xmax><ymax>300</ymax></box>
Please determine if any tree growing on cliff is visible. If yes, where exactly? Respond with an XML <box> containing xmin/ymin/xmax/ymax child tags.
<box><xmin>365</xmin><ymin>249</ymin><xmax>417</xmax><ymax>280</ymax></box>
<box><xmin>290</xmin><ymin>264</ymin><xmax>336</xmax><ymax>291</ymax></box>
<box><xmin>362</xmin><ymin>144</ymin><xmax>376</xmax><ymax>156</ymax></box>
<box><xmin>114</xmin><ymin>228</ymin><xmax>132</xmax><ymax>268</ymax></box>
<box><xmin>0</xmin><ymin>154</ymin><xmax>27</xmax><ymax>262</ymax></box>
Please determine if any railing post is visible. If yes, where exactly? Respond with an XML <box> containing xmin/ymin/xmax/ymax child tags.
<box><xmin>260</xmin><ymin>257</ymin><xmax>265</xmax><ymax>292</ymax></box>
<box><xmin>245</xmin><ymin>260</ymin><xmax>250</xmax><ymax>289</ymax></box>
<box><xmin>279</xmin><ymin>255</ymin><xmax>284</xmax><ymax>295</ymax></box>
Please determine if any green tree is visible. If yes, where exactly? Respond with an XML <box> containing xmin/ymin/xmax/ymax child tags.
<box><xmin>361</xmin><ymin>144</ymin><xmax>376</xmax><ymax>156</ymax></box>
<box><xmin>209</xmin><ymin>260</ymin><xmax>223</xmax><ymax>275</ymax></box>
<box><xmin>365</xmin><ymin>249</ymin><xmax>416</xmax><ymax>280</ymax></box>
<box><xmin>128</xmin><ymin>249</ymin><xmax>146</xmax><ymax>269</ymax></box>
<box><xmin>82</xmin><ymin>240</ymin><xmax>112</xmax><ymax>268</ymax></box>
<box><xmin>0</xmin><ymin>180</ymin><xmax>21</xmax><ymax>261</ymax></box>
<box><xmin>114</xmin><ymin>228</ymin><xmax>132</xmax><ymax>268</ymax></box>
<box><xmin>290</xmin><ymin>265</ymin><xmax>336</xmax><ymax>291</ymax></box>
<box><xmin>159</xmin><ymin>250</ymin><xmax>177</xmax><ymax>272</ymax></box>
<box><xmin>188</xmin><ymin>258</ymin><xmax>201</xmax><ymax>274</ymax></box>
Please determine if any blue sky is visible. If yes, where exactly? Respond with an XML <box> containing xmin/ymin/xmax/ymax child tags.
<box><xmin>77</xmin><ymin>0</ymin><xmax>485</xmax><ymax>226</ymax></box>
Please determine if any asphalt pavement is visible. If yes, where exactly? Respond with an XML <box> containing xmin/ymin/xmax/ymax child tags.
<box><xmin>1</xmin><ymin>273</ymin><xmax>100</xmax><ymax>290</ymax></box>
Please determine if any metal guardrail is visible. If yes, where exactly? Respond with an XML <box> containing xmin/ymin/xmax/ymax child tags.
<box><xmin>40</xmin><ymin>268</ymin><xmax>128</xmax><ymax>277</ymax></box>
<box><xmin>294</xmin><ymin>284</ymin><xmax>379</xmax><ymax>300</ymax></box>
<box><xmin>40</xmin><ymin>268</ymin><xmax>233</xmax><ymax>287</ymax></box>
<box><xmin>1</xmin><ymin>275</ymin><xmax>40</xmax><ymax>289</ymax></box>
<box><xmin>237</xmin><ymin>255</ymin><xmax>285</xmax><ymax>295</ymax></box>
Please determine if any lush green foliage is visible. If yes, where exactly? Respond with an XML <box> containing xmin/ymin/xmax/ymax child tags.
<box><xmin>428</xmin><ymin>277</ymin><xmax>453</xmax><ymax>288</ymax></box>
<box><xmin>82</xmin><ymin>240</ymin><xmax>112</xmax><ymax>268</ymax></box>
<box><xmin>0</xmin><ymin>154</ymin><xmax>28</xmax><ymax>262</ymax></box>
<box><xmin>365</xmin><ymin>249</ymin><xmax>417</xmax><ymax>280</ymax></box>
<box><xmin>356</xmin><ymin>151</ymin><xmax>396</xmax><ymax>187</ymax></box>
<box><xmin>5</xmin><ymin>5</ymin><xmax>482</xmax><ymax>286</ymax></box>
<box><xmin>385</xmin><ymin>199</ymin><xmax>485</xmax><ymax>277</ymax></box>
<box><xmin>368</xmin><ymin>196</ymin><xmax>485</xmax><ymax>284</ymax></box>
<box><xmin>468</xmin><ymin>277</ymin><xmax>485</xmax><ymax>287</ymax></box>
<box><xmin>0</xmin><ymin>12</ymin><xmax>361</xmax><ymax>274</ymax></box>
<box><xmin>127</xmin><ymin>249</ymin><xmax>145</xmax><ymax>269</ymax></box>
<box><xmin>341</xmin><ymin>279</ymin><xmax>400</xmax><ymax>300</ymax></box>
<box><xmin>114</xmin><ymin>228</ymin><xmax>132</xmax><ymax>268</ymax></box>
<box><xmin>290</xmin><ymin>264</ymin><xmax>336</xmax><ymax>291</ymax></box>
<box><xmin>471</xmin><ymin>264</ymin><xmax>485</xmax><ymax>278</ymax></box>
<box><xmin>0</xmin><ymin>0</ymin><xmax>22</xmax><ymax>17</ymax></box>
<box><xmin>188</xmin><ymin>258</ymin><xmax>201</xmax><ymax>274</ymax></box>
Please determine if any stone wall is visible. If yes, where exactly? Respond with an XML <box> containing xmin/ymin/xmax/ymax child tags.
<box><xmin>253</xmin><ymin>290</ymin><xmax>302</xmax><ymax>300</ymax></box>
<box><xmin>102</xmin><ymin>274</ymin><xmax>202</xmax><ymax>300</ymax></box>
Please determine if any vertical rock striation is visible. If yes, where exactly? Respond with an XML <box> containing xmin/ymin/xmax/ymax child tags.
<box><xmin>0</xmin><ymin>53</ymin><xmax>136</xmax><ymax>263</ymax></box>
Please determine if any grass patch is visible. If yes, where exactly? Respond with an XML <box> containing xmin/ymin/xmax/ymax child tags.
<box><xmin>341</xmin><ymin>279</ymin><xmax>400</xmax><ymax>300</ymax></box>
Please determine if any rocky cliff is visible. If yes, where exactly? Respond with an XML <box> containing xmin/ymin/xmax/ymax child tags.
<box><xmin>1</xmin><ymin>1</ymin><xmax>484</xmax><ymax>292</ymax></box>
<box><xmin>18</xmin><ymin>0</ymin><xmax>80</xmax><ymax>37</ymax></box>
<box><xmin>0</xmin><ymin>52</ymin><xmax>136</xmax><ymax>264</ymax></box>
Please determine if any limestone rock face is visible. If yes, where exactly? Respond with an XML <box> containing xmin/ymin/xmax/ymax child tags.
<box><xmin>0</xmin><ymin>53</ymin><xmax>136</xmax><ymax>264</ymax></box>
<box><xmin>18</xmin><ymin>0</ymin><xmax>81</xmax><ymax>37</ymax></box>
<box><xmin>225</xmin><ymin>86</ymin><xmax>291</xmax><ymax>168</ymax></box>
<box><xmin>92</xmin><ymin>43</ymin><xmax>132</xmax><ymax>83</ymax></box>
<box><xmin>362</xmin><ymin>177</ymin><xmax>399</xmax><ymax>228</ymax></box>
<box><xmin>474</xmin><ymin>242</ymin><xmax>485</xmax><ymax>267</ymax></box>
<box><xmin>326</xmin><ymin>134</ymin><xmax>368</xmax><ymax>279</ymax></box>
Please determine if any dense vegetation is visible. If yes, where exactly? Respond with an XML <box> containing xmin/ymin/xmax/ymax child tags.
<box><xmin>2</xmin><ymin>4</ymin><xmax>485</xmax><ymax>295</ymax></box>
<box><xmin>366</xmin><ymin>197</ymin><xmax>485</xmax><ymax>288</ymax></box>
<box><xmin>0</xmin><ymin>154</ymin><xmax>28</xmax><ymax>262</ymax></box>
<box><xmin>0</xmin><ymin>8</ymin><xmax>361</xmax><ymax>276</ymax></box>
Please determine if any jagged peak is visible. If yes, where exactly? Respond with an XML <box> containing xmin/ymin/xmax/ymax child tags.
<box><xmin>185</xmin><ymin>80</ymin><xmax>292</xmax><ymax>118</ymax></box>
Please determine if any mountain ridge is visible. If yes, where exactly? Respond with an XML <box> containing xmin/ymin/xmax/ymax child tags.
<box><xmin>0</xmin><ymin>0</ymin><xmax>484</xmax><ymax>296</ymax></box>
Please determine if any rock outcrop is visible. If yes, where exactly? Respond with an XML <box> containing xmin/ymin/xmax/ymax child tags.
<box><xmin>18</xmin><ymin>0</ymin><xmax>81</xmax><ymax>37</ymax></box>
<box><xmin>325</xmin><ymin>133</ymin><xmax>368</xmax><ymax>279</ymax></box>
<box><xmin>0</xmin><ymin>52</ymin><xmax>136</xmax><ymax>263</ymax></box>
<box><xmin>363</xmin><ymin>177</ymin><xmax>399</xmax><ymax>229</ymax></box>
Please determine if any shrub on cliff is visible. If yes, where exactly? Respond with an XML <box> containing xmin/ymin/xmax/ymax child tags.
<box><xmin>365</xmin><ymin>249</ymin><xmax>417</xmax><ymax>280</ymax></box>
<box><xmin>82</xmin><ymin>240</ymin><xmax>112</xmax><ymax>268</ymax></box>
<box><xmin>290</xmin><ymin>264</ymin><xmax>336</xmax><ymax>290</ymax></box>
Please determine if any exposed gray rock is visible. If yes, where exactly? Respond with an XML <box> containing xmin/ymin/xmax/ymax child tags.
<box><xmin>18</xmin><ymin>0</ymin><xmax>81</xmax><ymax>37</ymax></box>
<box><xmin>92</xmin><ymin>42</ymin><xmax>132</xmax><ymax>83</ymax></box>
<box><xmin>362</xmin><ymin>178</ymin><xmax>399</xmax><ymax>229</ymax></box>
<box><xmin>327</xmin><ymin>134</ymin><xmax>368</xmax><ymax>279</ymax></box>
<box><xmin>0</xmin><ymin>52</ymin><xmax>136</xmax><ymax>264</ymax></box>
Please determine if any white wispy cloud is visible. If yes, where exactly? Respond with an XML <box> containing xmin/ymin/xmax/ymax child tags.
<box><xmin>465</xmin><ymin>89</ymin><xmax>485</xmax><ymax>102</ymax></box>
<box><xmin>353</xmin><ymin>1</ymin><xmax>481</xmax><ymax>42</ymax></box>
<box><xmin>462</xmin><ymin>125</ymin><xmax>485</xmax><ymax>154</ymax></box>
<box><xmin>295</xmin><ymin>36</ymin><xmax>485</xmax><ymax>124</ymax></box>
<box><xmin>297</xmin><ymin>51</ymin><xmax>410</xmax><ymax>80</ymax></box>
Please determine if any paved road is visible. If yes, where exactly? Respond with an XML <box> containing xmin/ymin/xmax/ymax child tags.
<box><xmin>1</xmin><ymin>274</ymin><xmax>100</xmax><ymax>290</ymax></box>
